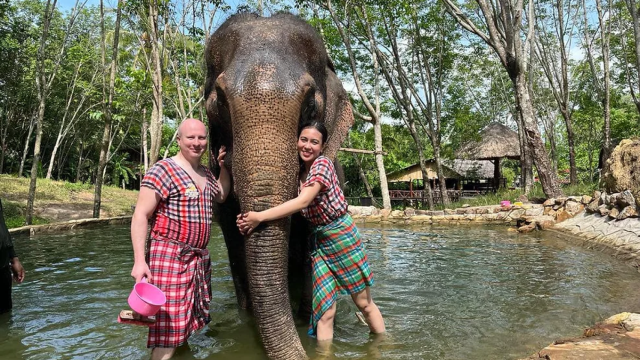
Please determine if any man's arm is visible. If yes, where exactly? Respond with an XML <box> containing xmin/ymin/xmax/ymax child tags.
<box><xmin>10</xmin><ymin>254</ymin><xmax>24</xmax><ymax>283</ymax></box>
<box><xmin>130</xmin><ymin>187</ymin><xmax>160</xmax><ymax>283</ymax></box>
<box><xmin>215</xmin><ymin>165</ymin><xmax>231</xmax><ymax>203</ymax></box>
<box><xmin>214</xmin><ymin>146</ymin><xmax>230</xmax><ymax>203</ymax></box>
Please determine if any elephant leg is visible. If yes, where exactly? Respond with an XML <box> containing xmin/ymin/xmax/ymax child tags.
<box><xmin>289</xmin><ymin>213</ymin><xmax>312</xmax><ymax>320</ymax></box>
<box><xmin>217</xmin><ymin>194</ymin><xmax>251</xmax><ymax>310</ymax></box>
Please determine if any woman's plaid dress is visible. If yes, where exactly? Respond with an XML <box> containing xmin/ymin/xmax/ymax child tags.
<box><xmin>141</xmin><ymin>158</ymin><xmax>220</xmax><ymax>348</ymax></box>
<box><xmin>301</xmin><ymin>156</ymin><xmax>374</xmax><ymax>337</ymax></box>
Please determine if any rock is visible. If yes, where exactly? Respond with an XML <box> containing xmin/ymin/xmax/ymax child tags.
<box><xmin>462</xmin><ymin>204</ymin><xmax>470</xmax><ymax>208</ymax></box>
<box><xmin>586</xmin><ymin>199</ymin><xmax>600</xmax><ymax>213</ymax></box>
<box><xmin>415</xmin><ymin>209</ymin><xmax>429</xmax><ymax>216</ymax></box>
<box><xmin>404</xmin><ymin>208</ymin><xmax>416</xmax><ymax>217</ymax></box>
<box><xmin>547</xmin><ymin>209</ymin><xmax>557</xmax><ymax>218</ymax></box>
<box><xmin>410</xmin><ymin>215</ymin><xmax>431</xmax><ymax>223</ymax></box>
<box><xmin>517</xmin><ymin>224</ymin><xmax>536</xmax><ymax>233</ymax></box>
<box><xmin>618</xmin><ymin>190</ymin><xmax>636</xmax><ymax>208</ymax></box>
<box><xmin>543</xmin><ymin>199</ymin><xmax>555</xmax><ymax>207</ymax></box>
<box><xmin>536</xmin><ymin>216</ymin><xmax>556</xmax><ymax>230</ymax></box>
<box><xmin>517</xmin><ymin>194</ymin><xmax>529</xmax><ymax>203</ymax></box>
<box><xmin>431</xmin><ymin>210</ymin><xmax>444</xmax><ymax>216</ymax></box>
<box><xmin>608</xmin><ymin>193</ymin><xmax>620</xmax><ymax>207</ymax></box>
<box><xmin>444</xmin><ymin>209</ymin><xmax>455</xmax><ymax>215</ymax></box>
<box><xmin>617</xmin><ymin>206</ymin><xmax>638</xmax><ymax>220</ymax></box>
<box><xmin>390</xmin><ymin>210</ymin><xmax>404</xmax><ymax>218</ymax></box>
<box><xmin>380</xmin><ymin>209</ymin><xmax>391</xmax><ymax>218</ymax></box>
<box><xmin>525</xmin><ymin>207</ymin><xmax>544</xmax><ymax>216</ymax></box>
<box><xmin>348</xmin><ymin>205</ymin><xmax>378</xmax><ymax>217</ymax></box>
<box><xmin>555</xmin><ymin>210</ymin><xmax>572</xmax><ymax>223</ymax></box>
<box><xmin>555</xmin><ymin>197</ymin><xmax>568</xmax><ymax>205</ymax></box>
<box><xmin>602</xmin><ymin>138</ymin><xmax>640</xmax><ymax>207</ymax></box>
<box><xmin>598</xmin><ymin>204</ymin><xmax>610</xmax><ymax>216</ymax></box>
<box><xmin>609</xmin><ymin>207</ymin><xmax>620</xmax><ymax>219</ymax></box>
<box><xmin>475</xmin><ymin>207</ymin><xmax>491</xmax><ymax>214</ymax></box>
<box><xmin>581</xmin><ymin>195</ymin><xmax>593</xmax><ymax>204</ymax></box>
<box><xmin>593</xmin><ymin>190</ymin><xmax>601</xmax><ymax>201</ymax></box>
<box><xmin>600</xmin><ymin>191</ymin><xmax>607</xmax><ymax>205</ymax></box>
<box><xmin>565</xmin><ymin>202</ymin><xmax>585</xmax><ymax>216</ymax></box>
<box><xmin>553</xmin><ymin>204</ymin><xmax>561</xmax><ymax>211</ymax></box>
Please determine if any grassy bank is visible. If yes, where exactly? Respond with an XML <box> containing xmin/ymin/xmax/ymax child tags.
<box><xmin>0</xmin><ymin>175</ymin><xmax>138</xmax><ymax>228</ymax></box>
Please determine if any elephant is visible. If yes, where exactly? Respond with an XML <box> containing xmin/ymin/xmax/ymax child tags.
<box><xmin>204</xmin><ymin>12</ymin><xmax>355</xmax><ymax>360</ymax></box>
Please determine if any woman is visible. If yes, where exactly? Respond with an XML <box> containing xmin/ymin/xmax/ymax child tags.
<box><xmin>236</xmin><ymin>121</ymin><xmax>385</xmax><ymax>341</ymax></box>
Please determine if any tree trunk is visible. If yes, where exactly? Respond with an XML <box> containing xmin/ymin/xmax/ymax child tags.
<box><xmin>19</xmin><ymin>115</ymin><xmax>35</xmax><ymax>177</ymax></box>
<box><xmin>561</xmin><ymin>110</ymin><xmax>578</xmax><ymax>185</ymax></box>
<box><xmin>513</xmin><ymin>72</ymin><xmax>562</xmax><ymax>197</ymax></box>
<box><xmin>407</xmin><ymin>123</ymin><xmax>433</xmax><ymax>209</ymax></box>
<box><xmin>348</xmin><ymin>138</ymin><xmax>374</xmax><ymax>198</ymax></box>
<box><xmin>148</xmin><ymin>0</ymin><xmax>164</xmax><ymax>165</ymax></box>
<box><xmin>26</xmin><ymin>97</ymin><xmax>45</xmax><ymax>225</ymax></box>
<box><xmin>142</xmin><ymin>107</ymin><xmax>149</xmax><ymax>172</ymax></box>
<box><xmin>624</xmin><ymin>0</ymin><xmax>640</xmax><ymax>115</ymax></box>
<box><xmin>373</xmin><ymin>122</ymin><xmax>391</xmax><ymax>209</ymax></box>
<box><xmin>47</xmin><ymin>130</ymin><xmax>64</xmax><ymax>179</ymax></box>
<box><xmin>326</xmin><ymin>0</ymin><xmax>390</xmax><ymax>209</ymax></box>
<box><xmin>75</xmin><ymin>141</ymin><xmax>83</xmax><ymax>183</ymax></box>
<box><xmin>433</xmin><ymin>145</ymin><xmax>449</xmax><ymax>204</ymax></box>
<box><xmin>0</xmin><ymin>109</ymin><xmax>9</xmax><ymax>174</ymax></box>
<box><xmin>93</xmin><ymin>0</ymin><xmax>122</xmax><ymax>218</ymax></box>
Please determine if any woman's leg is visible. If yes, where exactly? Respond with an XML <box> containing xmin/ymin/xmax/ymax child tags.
<box><xmin>316</xmin><ymin>302</ymin><xmax>337</xmax><ymax>341</ymax></box>
<box><xmin>351</xmin><ymin>287</ymin><xmax>385</xmax><ymax>334</ymax></box>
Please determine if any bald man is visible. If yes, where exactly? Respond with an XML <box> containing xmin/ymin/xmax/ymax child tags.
<box><xmin>130</xmin><ymin>118</ymin><xmax>230</xmax><ymax>360</ymax></box>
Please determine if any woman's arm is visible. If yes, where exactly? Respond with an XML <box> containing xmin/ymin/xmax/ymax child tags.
<box><xmin>237</xmin><ymin>182</ymin><xmax>323</xmax><ymax>234</ymax></box>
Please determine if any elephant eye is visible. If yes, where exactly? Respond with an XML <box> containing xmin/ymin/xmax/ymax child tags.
<box><xmin>300</xmin><ymin>92</ymin><xmax>318</xmax><ymax>123</ymax></box>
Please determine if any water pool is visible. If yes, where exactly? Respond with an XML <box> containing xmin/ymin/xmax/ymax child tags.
<box><xmin>1</xmin><ymin>223</ymin><xmax>639</xmax><ymax>359</ymax></box>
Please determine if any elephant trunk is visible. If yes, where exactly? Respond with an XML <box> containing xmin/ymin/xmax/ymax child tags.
<box><xmin>225</xmin><ymin>72</ymin><xmax>310</xmax><ymax>359</ymax></box>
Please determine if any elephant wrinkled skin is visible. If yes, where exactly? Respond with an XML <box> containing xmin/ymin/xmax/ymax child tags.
<box><xmin>204</xmin><ymin>13</ymin><xmax>354</xmax><ymax>360</ymax></box>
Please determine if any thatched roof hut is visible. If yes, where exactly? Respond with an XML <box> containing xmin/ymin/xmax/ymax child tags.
<box><xmin>444</xmin><ymin>159</ymin><xmax>494</xmax><ymax>179</ymax></box>
<box><xmin>387</xmin><ymin>159</ymin><xmax>494</xmax><ymax>182</ymax></box>
<box><xmin>455</xmin><ymin>122</ymin><xmax>521</xmax><ymax>188</ymax></box>
<box><xmin>455</xmin><ymin>122</ymin><xmax>520</xmax><ymax>160</ymax></box>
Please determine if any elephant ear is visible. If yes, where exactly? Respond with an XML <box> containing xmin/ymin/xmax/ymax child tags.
<box><xmin>322</xmin><ymin>66</ymin><xmax>354</xmax><ymax>162</ymax></box>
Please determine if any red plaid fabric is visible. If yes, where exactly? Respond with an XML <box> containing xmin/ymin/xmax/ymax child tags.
<box><xmin>141</xmin><ymin>158</ymin><xmax>219</xmax><ymax>348</ymax></box>
<box><xmin>301</xmin><ymin>156</ymin><xmax>348</xmax><ymax>225</ymax></box>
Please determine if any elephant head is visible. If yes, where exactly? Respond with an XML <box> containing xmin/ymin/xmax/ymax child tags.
<box><xmin>204</xmin><ymin>13</ymin><xmax>354</xmax><ymax>360</ymax></box>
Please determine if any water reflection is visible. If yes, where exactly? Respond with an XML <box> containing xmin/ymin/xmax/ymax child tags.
<box><xmin>1</xmin><ymin>224</ymin><xmax>639</xmax><ymax>359</ymax></box>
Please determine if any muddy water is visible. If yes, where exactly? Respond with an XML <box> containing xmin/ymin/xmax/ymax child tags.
<box><xmin>1</xmin><ymin>224</ymin><xmax>639</xmax><ymax>359</ymax></box>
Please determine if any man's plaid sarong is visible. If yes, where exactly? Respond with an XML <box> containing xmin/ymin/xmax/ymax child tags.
<box><xmin>309</xmin><ymin>213</ymin><xmax>374</xmax><ymax>336</ymax></box>
<box><xmin>142</xmin><ymin>158</ymin><xmax>219</xmax><ymax>348</ymax></box>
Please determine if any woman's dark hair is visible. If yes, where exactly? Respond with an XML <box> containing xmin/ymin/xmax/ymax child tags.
<box><xmin>297</xmin><ymin>121</ymin><xmax>328</xmax><ymax>145</ymax></box>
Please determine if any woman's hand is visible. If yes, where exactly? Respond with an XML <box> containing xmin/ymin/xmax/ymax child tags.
<box><xmin>236</xmin><ymin>212</ymin><xmax>262</xmax><ymax>235</ymax></box>
<box><xmin>217</xmin><ymin>146</ymin><xmax>227</xmax><ymax>167</ymax></box>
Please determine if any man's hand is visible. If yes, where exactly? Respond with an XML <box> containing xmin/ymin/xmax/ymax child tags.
<box><xmin>131</xmin><ymin>261</ymin><xmax>152</xmax><ymax>283</ymax></box>
<box><xmin>217</xmin><ymin>145</ymin><xmax>227</xmax><ymax>167</ymax></box>
<box><xmin>11</xmin><ymin>258</ymin><xmax>25</xmax><ymax>283</ymax></box>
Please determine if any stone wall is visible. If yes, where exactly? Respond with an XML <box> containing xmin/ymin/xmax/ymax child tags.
<box><xmin>348</xmin><ymin>203</ymin><xmax>554</xmax><ymax>229</ymax></box>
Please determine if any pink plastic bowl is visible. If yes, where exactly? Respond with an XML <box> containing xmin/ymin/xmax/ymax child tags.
<box><xmin>128</xmin><ymin>278</ymin><xmax>166</xmax><ymax>316</ymax></box>
<box><xmin>500</xmin><ymin>200</ymin><xmax>511</xmax><ymax>207</ymax></box>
